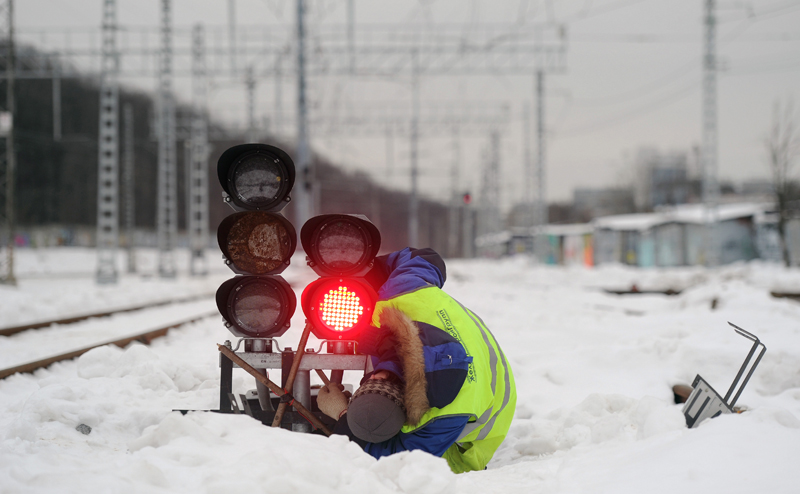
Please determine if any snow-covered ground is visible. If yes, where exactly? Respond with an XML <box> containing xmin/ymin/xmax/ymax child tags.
<box><xmin>1</xmin><ymin>248</ymin><xmax>799</xmax><ymax>493</ymax></box>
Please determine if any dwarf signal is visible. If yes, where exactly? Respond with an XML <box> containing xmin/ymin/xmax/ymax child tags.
<box><xmin>215</xmin><ymin>144</ymin><xmax>297</xmax><ymax>339</ymax></box>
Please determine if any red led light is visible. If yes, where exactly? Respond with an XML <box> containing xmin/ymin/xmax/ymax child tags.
<box><xmin>302</xmin><ymin>277</ymin><xmax>377</xmax><ymax>340</ymax></box>
<box><xmin>319</xmin><ymin>285</ymin><xmax>364</xmax><ymax>332</ymax></box>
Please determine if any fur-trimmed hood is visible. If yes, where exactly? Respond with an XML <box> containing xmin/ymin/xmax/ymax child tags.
<box><xmin>378</xmin><ymin>307</ymin><xmax>431</xmax><ymax>425</ymax></box>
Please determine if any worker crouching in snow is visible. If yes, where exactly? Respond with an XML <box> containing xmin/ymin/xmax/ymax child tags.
<box><xmin>316</xmin><ymin>247</ymin><xmax>516</xmax><ymax>473</ymax></box>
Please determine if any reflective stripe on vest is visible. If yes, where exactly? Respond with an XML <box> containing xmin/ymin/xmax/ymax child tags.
<box><xmin>458</xmin><ymin>302</ymin><xmax>513</xmax><ymax>442</ymax></box>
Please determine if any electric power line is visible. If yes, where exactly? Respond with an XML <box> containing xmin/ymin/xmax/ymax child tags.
<box><xmin>554</xmin><ymin>78</ymin><xmax>699</xmax><ymax>138</ymax></box>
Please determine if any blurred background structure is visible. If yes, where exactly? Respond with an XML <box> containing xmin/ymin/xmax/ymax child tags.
<box><xmin>0</xmin><ymin>0</ymin><xmax>798</xmax><ymax>284</ymax></box>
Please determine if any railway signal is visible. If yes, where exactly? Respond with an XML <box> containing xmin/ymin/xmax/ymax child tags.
<box><xmin>215</xmin><ymin>144</ymin><xmax>297</xmax><ymax>339</ymax></box>
<box><xmin>300</xmin><ymin>214</ymin><xmax>381</xmax><ymax>341</ymax></box>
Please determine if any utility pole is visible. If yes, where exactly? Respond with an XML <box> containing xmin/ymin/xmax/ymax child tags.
<box><xmin>274</xmin><ymin>55</ymin><xmax>283</xmax><ymax>138</ymax></box>
<box><xmin>0</xmin><ymin>0</ymin><xmax>15</xmax><ymax>285</ymax></box>
<box><xmin>534</xmin><ymin>69</ymin><xmax>547</xmax><ymax>261</ymax></box>
<box><xmin>476</xmin><ymin>131</ymin><xmax>502</xmax><ymax>255</ymax></box>
<box><xmin>95</xmin><ymin>0</ymin><xmax>120</xmax><ymax>284</ymax></box>
<box><xmin>123</xmin><ymin>103</ymin><xmax>136</xmax><ymax>273</ymax></box>
<box><xmin>52</xmin><ymin>57</ymin><xmax>61</xmax><ymax>141</ymax></box>
<box><xmin>157</xmin><ymin>0</ymin><xmax>177</xmax><ymax>278</ymax></box>
<box><xmin>347</xmin><ymin>0</ymin><xmax>355</xmax><ymax>74</ymax></box>
<box><xmin>189</xmin><ymin>24</ymin><xmax>209</xmax><ymax>276</ymax></box>
<box><xmin>245</xmin><ymin>65</ymin><xmax>257</xmax><ymax>142</ymax></box>
<box><xmin>228</xmin><ymin>0</ymin><xmax>236</xmax><ymax>75</ymax></box>
<box><xmin>702</xmin><ymin>0</ymin><xmax>719</xmax><ymax>267</ymax></box>
<box><xmin>523</xmin><ymin>101</ymin><xmax>532</xmax><ymax>226</ymax></box>
<box><xmin>408</xmin><ymin>49</ymin><xmax>420</xmax><ymax>247</ymax></box>
<box><xmin>448</xmin><ymin>125</ymin><xmax>460</xmax><ymax>257</ymax></box>
<box><xmin>295</xmin><ymin>0</ymin><xmax>312</xmax><ymax>228</ymax></box>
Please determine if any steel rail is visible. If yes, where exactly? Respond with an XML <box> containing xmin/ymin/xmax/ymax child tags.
<box><xmin>0</xmin><ymin>292</ymin><xmax>215</xmax><ymax>337</ymax></box>
<box><xmin>0</xmin><ymin>310</ymin><xmax>218</xmax><ymax>380</ymax></box>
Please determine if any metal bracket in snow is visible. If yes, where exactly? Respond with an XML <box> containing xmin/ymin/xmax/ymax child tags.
<box><xmin>682</xmin><ymin>322</ymin><xmax>767</xmax><ymax>429</ymax></box>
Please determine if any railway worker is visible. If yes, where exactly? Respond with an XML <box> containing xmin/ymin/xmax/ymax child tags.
<box><xmin>316</xmin><ymin>247</ymin><xmax>516</xmax><ymax>473</ymax></box>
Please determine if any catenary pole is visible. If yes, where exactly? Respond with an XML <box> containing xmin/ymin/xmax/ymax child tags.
<box><xmin>294</xmin><ymin>0</ymin><xmax>312</xmax><ymax>228</ymax></box>
<box><xmin>189</xmin><ymin>24</ymin><xmax>209</xmax><ymax>276</ymax></box>
<box><xmin>702</xmin><ymin>0</ymin><xmax>719</xmax><ymax>267</ymax></box>
<box><xmin>157</xmin><ymin>0</ymin><xmax>177</xmax><ymax>278</ymax></box>
<box><xmin>0</xmin><ymin>0</ymin><xmax>15</xmax><ymax>285</ymax></box>
<box><xmin>95</xmin><ymin>0</ymin><xmax>120</xmax><ymax>284</ymax></box>
<box><xmin>123</xmin><ymin>103</ymin><xmax>136</xmax><ymax>273</ymax></box>
<box><xmin>408</xmin><ymin>49</ymin><xmax>420</xmax><ymax>247</ymax></box>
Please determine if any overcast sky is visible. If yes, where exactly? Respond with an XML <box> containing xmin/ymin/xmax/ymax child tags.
<box><xmin>15</xmin><ymin>0</ymin><xmax>800</xmax><ymax>207</ymax></box>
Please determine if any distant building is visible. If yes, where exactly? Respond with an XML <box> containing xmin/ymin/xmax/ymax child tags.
<box><xmin>573</xmin><ymin>188</ymin><xmax>635</xmax><ymax>222</ymax></box>
<box><xmin>634</xmin><ymin>148</ymin><xmax>693</xmax><ymax>210</ymax></box>
<box><xmin>592</xmin><ymin>203</ymin><xmax>770</xmax><ymax>267</ymax></box>
<box><xmin>736</xmin><ymin>179</ymin><xmax>775</xmax><ymax>204</ymax></box>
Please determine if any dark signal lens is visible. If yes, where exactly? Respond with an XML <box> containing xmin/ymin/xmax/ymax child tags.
<box><xmin>218</xmin><ymin>212</ymin><xmax>296</xmax><ymax>275</ymax></box>
<box><xmin>232</xmin><ymin>281</ymin><xmax>282</xmax><ymax>334</ymax></box>
<box><xmin>217</xmin><ymin>144</ymin><xmax>295</xmax><ymax>212</ymax></box>
<box><xmin>217</xmin><ymin>277</ymin><xmax>296</xmax><ymax>338</ymax></box>
<box><xmin>231</xmin><ymin>153</ymin><xmax>285</xmax><ymax>209</ymax></box>
<box><xmin>317</xmin><ymin>220</ymin><xmax>369</xmax><ymax>270</ymax></box>
<box><xmin>301</xmin><ymin>215</ymin><xmax>381</xmax><ymax>277</ymax></box>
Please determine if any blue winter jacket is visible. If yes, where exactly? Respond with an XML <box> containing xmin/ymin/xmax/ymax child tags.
<box><xmin>332</xmin><ymin>248</ymin><xmax>470</xmax><ymax>458</ymax></box>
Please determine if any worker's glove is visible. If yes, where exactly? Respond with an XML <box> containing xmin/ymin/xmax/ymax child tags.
<box><xmin>317</xmin><ymin>383</ymin><xmax>349</xmax><ymax>420</ymax></box>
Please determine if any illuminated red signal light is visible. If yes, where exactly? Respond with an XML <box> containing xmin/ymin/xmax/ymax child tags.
<box><xmin>301</xmin><ymin>278</ymin><xmax>377</xmax><ymax>340</ymax></box>
<box><xmin>320</xmin><ymin>285</ymin><xmax>365</xmax><ymax>331</ymax></box>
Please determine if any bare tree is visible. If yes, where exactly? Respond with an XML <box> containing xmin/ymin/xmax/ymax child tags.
<box><xmin>765</xmin><ymin>98</ymin><xmax>800</xmax><ymax>267</ymax></box>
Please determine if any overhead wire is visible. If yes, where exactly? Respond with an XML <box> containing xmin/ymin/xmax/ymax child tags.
<box><xmin>551</xmin><ymin>0</ymin><xmax>800</xmax><ymax>139</ymax></box>
<box><xmin>554</xmin><ymin>78</ymin><xmax>699</xmax><ymax>138</ymax></box>
<box><xmin>563</xmin><ymin>0</ymin><xmax>652</xmax><ymax>22</ymax></box>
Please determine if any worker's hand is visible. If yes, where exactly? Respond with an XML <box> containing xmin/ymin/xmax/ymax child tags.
<box><xmin>317</xmin><ymin>383</ymin><xmax>349</xmax><ymax>420</ymax></box>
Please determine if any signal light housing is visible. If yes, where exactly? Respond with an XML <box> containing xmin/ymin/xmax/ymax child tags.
<box><xmin>215</xmin><ymin>144</ymin><xmax>297</xmax><ymax>340</ymax></box>
<box><xmin>300</xmin><ymin>214</ymin><xmax>381</xmax><ymax>277</ymax></box>
<box><xmin>217</xmin><ymin>144</ymin><xmax>295</xmax><ymax>212</ymax></box>
<box><xmin>217</xmin><ymin>211</ymin><xmax>297</xmax><ymax>275</ymax></box>
<box><xmin>300</xmin><ymin>214</ymin><xmax>382</xmax><ymax>341</ymax></box>
<box><xmin>301</xmin><ymin>278</ymin><xmax>377</xmax><ymax>341</ymax></box>
<box><xmin>216</xmin><ymin>276</ymin><xmax>296</xmax><ymax>338</ymax></box>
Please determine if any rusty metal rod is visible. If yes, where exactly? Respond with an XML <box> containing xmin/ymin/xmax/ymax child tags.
<box><xmin>217</xmin><ymin>344</ymin><xmax>332</xmax><ymax>436</ymax></box>
<box><xmin>315</xmin><ymin>369</ymin><xmax>331</xmax><ymax>386</ymax></box>
<box><xmin>271</xmin><ymin>321</ymin><xmax>313</xmax><ymax>427</ymax></box>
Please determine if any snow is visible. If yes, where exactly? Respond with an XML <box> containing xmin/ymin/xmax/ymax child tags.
<box><xmin>2</xmin><ymin>247</ymin><xmax>800</xmax><ymax>493</ymax></box>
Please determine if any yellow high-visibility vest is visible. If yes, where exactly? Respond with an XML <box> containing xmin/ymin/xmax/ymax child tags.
<box><xmin>373</xmin><ymin>286</ymin><xmax>516</xmax><ymax>473</ymax></box>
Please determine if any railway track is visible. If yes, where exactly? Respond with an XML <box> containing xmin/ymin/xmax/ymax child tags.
<box><xmin>0</xmin><ymin>292</ymin><xmax>216</xmax><ymax>337</ymax></box>
<box><xmin>0</xmin><ymin>296</ymin><xmax>219</xmax><ymax>380</ymax></box>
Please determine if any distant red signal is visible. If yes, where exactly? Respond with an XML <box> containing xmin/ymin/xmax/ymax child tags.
<box><xmin>463</xmin><ymin>192</ymin><xmax>472</xmax><ymax>205</ymax></box>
